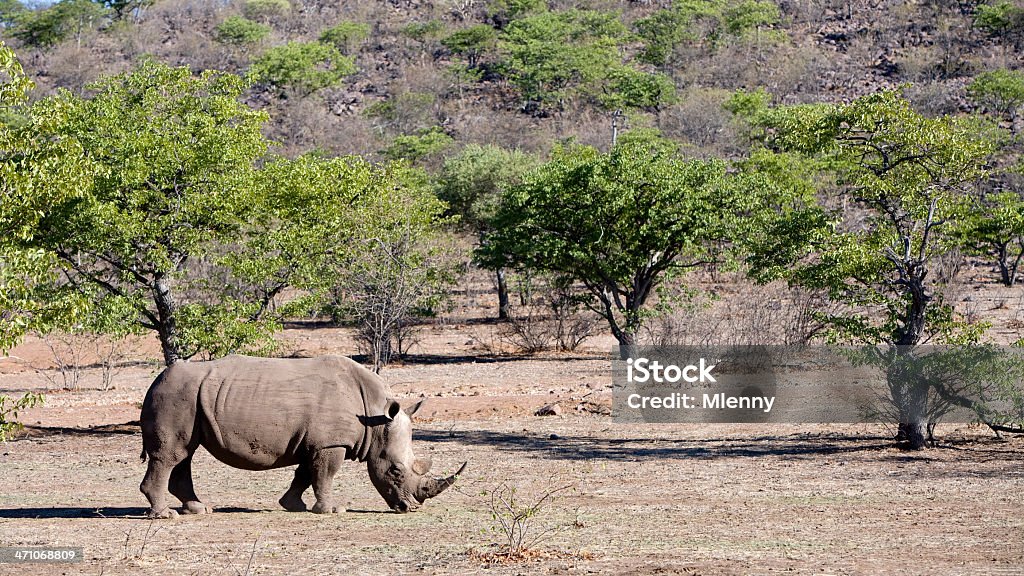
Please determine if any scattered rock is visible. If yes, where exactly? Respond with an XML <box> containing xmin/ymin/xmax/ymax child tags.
<box><xmin>535</xmin><ymin>403</ymin><xmax>562</xmax><ymax>417</ymax></box>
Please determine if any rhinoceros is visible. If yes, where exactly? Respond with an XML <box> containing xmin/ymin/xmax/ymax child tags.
<box><xmin>139</xmin><ymin>354</ymin><xmax>465</xmax><ymax>518</ymax></box>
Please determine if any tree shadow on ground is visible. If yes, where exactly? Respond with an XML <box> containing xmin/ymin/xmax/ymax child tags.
<box><xmin>417</xmin><ymin>429</ymin><xmax>898</xmax><ymax>461</ymax></box>
<box><xmin>349</xmin><ymin>353</ymin><xmax>605</xmax><ymax>366</ymax></box>
<box><xmin>21</xmin><ymin>422</ymin><xmax>140</xmax><ymax>438</ymax></box>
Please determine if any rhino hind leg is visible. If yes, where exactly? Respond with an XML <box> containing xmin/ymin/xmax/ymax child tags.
<box><xmin>169</xmin><ymin>454</ymin><xmax>212</xmax><ymax>514</ymax></box>
<box><xmin>141</xmin><ymin>456</ymin><xmax>181</xmax><ymax>519</ymax></box>
<box><xmin>278</xmin><ymin>461</ymin><xmax>311</xmax><ymax>512</ymax></box>
<box><xmin>310</xmin><ymin>449</ymin><xmax>344</xmax><ymax>514</ymax></box>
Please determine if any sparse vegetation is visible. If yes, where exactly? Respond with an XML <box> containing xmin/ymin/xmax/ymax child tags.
<box><xmin>0</xmin><ymin>391</ymin><xmax>42</xmax><ymax>441</ymax></box>
<box><xmin>0</xmin><ymin>0</ymin><xmax>1022</xmax><ymax>453</ymax></box>
<box><xmin>485</xmin><ymin>481</ymin><xmax>574</xmax><ymax>559</ymax></box>
<box><xmin>214</xmin><ymin>15</ymin><xmax>270</xmax><ymax>46</ymax></box>
<box><xmin>249</xmin><ymin>41</ymin><xmax>356</xmax><ymax>95</ymax></box>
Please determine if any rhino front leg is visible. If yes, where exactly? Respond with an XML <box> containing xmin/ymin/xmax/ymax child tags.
<box><xmin>310</xmin><ymin>449</ymin><xmax>344</xmax><ymax>514</ymax></box>
<box><xmin>279</xmin><ymin>461</ymin><xmax>311</xmax><ymax>512</ymax></box>
<box><xmin>169</xmin><ymin>453</ymin><xmax>212</xmax><ymax>514</ymax></box>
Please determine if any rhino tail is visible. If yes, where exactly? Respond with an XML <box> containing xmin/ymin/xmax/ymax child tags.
<box><xmin>140</xmin><ymin>447</ymin><xmax>147</xmax><ymax>462</ymax></box>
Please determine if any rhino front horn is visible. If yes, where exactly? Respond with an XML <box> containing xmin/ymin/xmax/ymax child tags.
<box><xmin>415</xmin><ymin>461</ymin><xmax>467</xmax><ymax>502</ymax></box>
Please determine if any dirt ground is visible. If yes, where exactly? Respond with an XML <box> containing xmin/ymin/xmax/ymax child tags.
<box><xmin>1</xmin><ymin>311</ymin><xmax>1023</xmax><ymax>575</ymax></box>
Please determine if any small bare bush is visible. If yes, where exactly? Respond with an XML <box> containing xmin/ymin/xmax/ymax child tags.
<box><xmin>497</xmin><ymin>274</ymin><xmax>597</xmax><ymax>353</ymax></box>
<box><xmin>485</xmin><ymin>481</ymin><xmax>574</xmax><ymax>560</ymax></box>
<box><xmin>643</xmin><ymin>281</ymin><xmax>834</xmax><ymax>346</ymax></box>
<box><xmin>37</xmin><ymin>331</ymin><xmax>138</xmax><ymax>391</ymax></box>
<box><xmin>39</xmin><ymin>331</ymin><xmax>86</xmax><ymax>390</ymax></box>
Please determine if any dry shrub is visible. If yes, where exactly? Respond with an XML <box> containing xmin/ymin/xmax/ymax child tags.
<box><xmin>258</xmin><ymin>95</ymin><xmax>379</xmax><ymax>158</ymax></box>
<box><xmin>657</xmin><ymin>86</ymin><xmax>743</xmax><ymax>156</ymax></box>
<box><xmin>904</xmin><ymin>81</ymin><xmax>965</xmax><ymax>117</ymax></box>
<box><xmin>451</xmin><ymin>102</ymin><xmax>555</xmax><ymax>154</ymax></box>
<box><xmin>497</xmin><ymin>274</ymin><xmax>598</xmax><ymax>354</ymax></box>
<box><xmin>131</xmin><ymin>0</ymin><xmax>233</xmax><ymax>71</ymax></box>
<box><xmin>643</xmin><ymin>280</ymin><xmax>835</xmax><ymax>346</ymax></box>
<box><xmin>482</xmin><ymin>481</ymin><xmax>576</xmax><ymax>560</ymax></box>
<box><xmin>36</xmin><ymin>332</ymin><xmax>141</xmax><ymax>391</ymax></box>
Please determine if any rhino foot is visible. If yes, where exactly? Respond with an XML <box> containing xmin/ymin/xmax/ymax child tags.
<box><xmin>311</xmin><ymin>501</ymin><xmax>339</xmax><ymax>514</ymax></box>
<box><xmin>279</xmin><ymin>494</ymin><xmax>308</xmax><ymax>512</ymax></box>
<box><xmin>145</xmin><ymin>507</ymin><xmax>179</xmax><ymax>519</ymax></box>
<box><xmin>181</xmin><ymin>501</ymin><xmax>213</xmax><ymax>515</ymax></box>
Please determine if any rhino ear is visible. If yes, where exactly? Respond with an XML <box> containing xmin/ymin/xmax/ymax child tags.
<box><xmin>384</xmin><ymin>400</ymin><xmax>401</xmax><ymax>421</ymax></box>
<box><xmin>404</xmin><ymin>398</ymin><xmax>426</xmax><ymax>419</ymax></box>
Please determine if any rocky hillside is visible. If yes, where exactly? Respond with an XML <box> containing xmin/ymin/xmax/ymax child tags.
<box><xmin>2</xmin><ymin>0</ymin><xmax>1022</xmax><ymax>158</ymax></box>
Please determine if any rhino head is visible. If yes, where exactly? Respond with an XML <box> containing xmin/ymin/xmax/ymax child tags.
<box><xmin>366</xmin><ymin>399</ymin><xmax>466</xmax><ymax>513</ymax></box>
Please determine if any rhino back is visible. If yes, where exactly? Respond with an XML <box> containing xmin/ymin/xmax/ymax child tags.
<box><xmin>193</xmin><ymin>355</ymin><xmax>379</xmax><ymax>470</ymax></box>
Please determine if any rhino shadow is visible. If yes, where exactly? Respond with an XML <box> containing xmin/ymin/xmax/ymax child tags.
<box><xmin>0</xmin><ymin>506</ymin><xmax>270</xmax><ymax>519</ymax></box>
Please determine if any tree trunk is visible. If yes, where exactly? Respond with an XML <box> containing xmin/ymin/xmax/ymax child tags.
<box><xmin>892</xmin><ymin>281</ymin><xmax>930</xmax><ymax>450</ymax></box>
<box><xmin>614</xmin><ymin>328</ymin><xmax>636</xmax><ymax>347</ymax></box>
<box><xmin>496</xmin><ymin>268</ymin><xmax>510</xmax><ymax>320</ymax></box>
<box><xmin>997</xmin><ymin>242</ymin><xmax>1013</xmax><ymax>287</ymax></box>
<box><xmin>152</xmin><ymin>275</ymin><xmax>183</xmax><ymax>366</ymax></box>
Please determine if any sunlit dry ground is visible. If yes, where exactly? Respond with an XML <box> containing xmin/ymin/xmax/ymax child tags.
<box><xmin>1</xmin><ymin>320</ymin><xmax>1022</xmax><ymax>575</ymax></box>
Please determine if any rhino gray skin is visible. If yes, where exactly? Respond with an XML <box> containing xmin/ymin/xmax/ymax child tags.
<box><xmin>139</xmin><ymin>354</ymin><xmax>465</xmax><ymax>518</ymax></box>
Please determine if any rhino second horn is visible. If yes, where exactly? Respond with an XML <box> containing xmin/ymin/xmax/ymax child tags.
<box><xmin>415</xmin><ymin>461</ymin><xmax>467</xmax><ymax>502</ymax></box>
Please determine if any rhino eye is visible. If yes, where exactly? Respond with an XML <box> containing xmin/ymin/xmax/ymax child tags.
<box><xmin>388</xmin><ymin>463</ymin><xmax>405</xmax><ymax>480</ymax></box>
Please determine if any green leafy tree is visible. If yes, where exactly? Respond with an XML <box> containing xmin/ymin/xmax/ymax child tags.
<box><xmin>251</xmin><ymin>155</ymin><xmax>456</xmax><ymax>371</ymax></box>
<box><xmin>319</xmin><ymin>21</ymin><xmax>370</xmax><ymax>54</ymax></box>
<box><xmin>442</xmin><ymin>24</ymin><xmax>498</xmax><ymax>68</ymax></box>
<box><xmin>335</xmin><ymin>166</ymin><xmax>458</xmax><ymax>372</ymax></box>
<box><xmin>214</xmin><ymin>15</ymin><xmax>270</xmax><ymax>46</ymax></box>
<box><xmin>968</xmin><ymin>68</ymin><xmax>1024</xmax><ymax>124</ymax></box>
<box><xmin>975</xmin><ymin>0</ymin><xmax>1024</xmax><ymax>41</ymax></box>
<box><xmin>12</xmin><ymin>0</ymin><xmax>109</xmax><ymax>48</ymax></box>
<box><xmin>635</xmin><ymin>0</ymin><xmax>782</xmax><ymax>66</ymax></box>
<box><xmin>499</xmin><ymin>9</ymin><xmax>672</xmax><ymax>112</ymax></box>
<box><xmin>1</xmin><ymin>42</ymin><xmax>88</xmax><ymax>436</ymax></box>
<box><xmin>241</xmin><ymin>0</ymin><xmax>289</xmax><ymax>22</ymax></box>
<box><xmin>0</xmin><ymin>0</ymin><xmax>27</xmax><ymax>27</ymax></box>
<box><xmin>480</xmin><ymin>134</ymin><xmax>747</xmax><ymax>345</ymax></box>
<box><xmin>601</xmin><ymin>68</ymin><xmax>676</xmax><ymax>110</ymax></box>
<box><xmin>437</xmin><ymin>144</ymin><xmax>538</xmax><ymax>318</ymax></box>
<box><xmin>722</xmin><ymin>0</ymin><xmax>781</xmax><ymax>37</ymax></box>
<box><xmin>249</xmin><ymin>41</ymin><xmax>356</xmax><ymax>95</ymax></box>
<box><xmin>400</xmin><ymin>20</ymin><xmax>445</xmax><ymax>42</ymax></box>
<box><xmin>382</xmin><ymin>126</ymin><xmax>454</xmax><ymax>164</ymax></box>
<box><xmin>500</xmin><ymin>9</ymin><xmax>625</xmax><ymax>107</ymax></box>
<box><xmin>959</xmin><ymin>191</ymin><xmax>1024</xmax><ymax>286</ymax></box>
<box><xmin>964</xmin><ymin>70</ymin><xmax>1024</xmax><ymax>286</ymax></box>
<box><xmin>14</xmin><ymin>60</ymin><xmax>274</xmax><ymax>365</ymax></box>
<box><xmin>1</xmin><ymin>41</ymin><xmax>94</xmax><ymax>350</ymax></box>
<box><xmin>733</xmin><ymin>89</ymin><xmax>996</xmax><ymax>448</ymax></box>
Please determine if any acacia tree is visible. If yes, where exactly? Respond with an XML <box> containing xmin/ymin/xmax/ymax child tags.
<box><xmin>960</xmin><ymin>69</ymin><xmax>1024</xmax><ymax>286</ymax></box>
<box><xmin>479</xmin><ymin>134</ymin><xmax>748</xmax><ymax>346</ymax></box>
<box><xmin>14</xmin><ymin>59</ymin><xmax>273</xmax><ymax>366</ymax></box>
<box><xmin>734</xmin><ymin>89</ymin><xmax>995</xmax><ymax>449</ymax></box>
<box><xmin>0</xmin><ymin>41</ymin><xmax>88</xmax><ymax>438</ymax></box>
<box><xmin>238</xmin><ymin>154</ymin><xmax>458</xmax><ymax>372</ymax></box>
<box><xmin>436</xmin><ymin>144</ymin><xmax>538</xmax><ymax>319</ymax></box>
<box><xmin>1</xmin><ymin>41</ymin><xmax>93</xmax><ymax>351</ymax></box>
<box><xmin>499</xmin><ymin>9</ymin><xmax>675</xmax><ymax>112</ymax></box>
